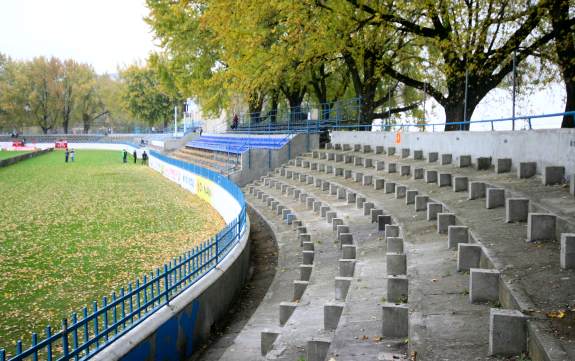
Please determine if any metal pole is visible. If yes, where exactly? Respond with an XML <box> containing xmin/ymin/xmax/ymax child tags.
<box><xmin>174</xmin><ymin>106</ymin><xmax>178</xmax><ymax>137</ymax></box>
<box><xmin>512</xmin><ymin>50</ymin><xmax>517</xmax><ymax>131</ymax></box>
<box><xmin>463</xmin><ymin>69</ymin><xmax>469</xmax><ymax>130</ymax></box>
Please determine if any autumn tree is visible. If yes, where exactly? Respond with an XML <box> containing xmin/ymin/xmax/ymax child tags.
<box><xmin>342</xmin><ymin>0</ymin><xmax>570</xmax><ymax>130</ymax></box>
<box><xmin>121</xmin><ymin>64</ymin><xmax>182</xmax><ymax>129</ymax></box>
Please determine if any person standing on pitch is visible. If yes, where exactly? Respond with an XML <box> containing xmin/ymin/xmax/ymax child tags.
<box><xmin>65</xmin><ymin>148</ymin><xmax>69</xmax><ymax>163</ymax></box>
<box><xmin>70</xmin><ymin>149</ymin><xmax>75</xmax><ymax>162</ymax></box>
<box><xmin>133</xmin><ymin>149</ymin><xmax>137</xmax><ymax>163</ymax></box>
<box><xmin>122</xmin><ymin>149</ymin><xmax>128</xmax><ymax>163</ymax></box>
<box><xmin>141</xmin><ymin>151</ymin><xmax>148</xmax><ymax>165</ymax></box>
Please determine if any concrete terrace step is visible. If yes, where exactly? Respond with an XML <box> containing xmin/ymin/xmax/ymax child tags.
<box><xmin>254</xmin><ymin>178</ymin><xmax>354</xmax><ymax>360</ymax></box>
<box><xmin>207</xmin><ymin>191</ymin><xmax>302</xmax><ymax>361</ymax></box>
<box><xmin>269</xmin><ymin>171</ymin><xmax>410</xmax><ymax>359</ymax></box>
<box><xmin>299</xmin><ymin>146</ymin><xmax>575</xmax><ymax>359</ymax></box>
<box><xmin>282</xmin><ymin>163</ymin><xmax>493</xmax><ymax>360</ymax></box>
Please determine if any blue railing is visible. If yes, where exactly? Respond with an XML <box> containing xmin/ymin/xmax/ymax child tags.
<box><xmin>0</xmin><ymin>152</ymin><xmax>246</xmax><ymax>361</ymax></box>
<box><xmin>226</xmin><ymin>96</ymin><xmax>574</xmax><ymax>134</ymax></box>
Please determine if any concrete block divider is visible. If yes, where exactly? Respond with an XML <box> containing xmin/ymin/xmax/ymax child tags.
<box><xmin>457</xmin><ymin>243</ymin><xmax>482</xmax><ymax>271</ymax></box>
<box><xmin>447</xmin><ymin>225</ymin><xmax>469</xmax><ymax>250</ymax></box>
<box><xmin>374</xmin><ymin>177</ymin><xmax>385</xmax><ymax>190</ymax></box>
<box><xmin>441</xmin><ymin>153</ymin><xmax>452</xmax><ymax>165</ymax></box>
<box><xmin>543</xmin><ymin>166</ymin><xmax>565</xmax><ymax>185</ymax></box>
<box><xmin>425</xmin><ymin>170</ymin><xmax>438</xmax><ymax>183</ymax></box>
<box><xmin>488</xmin><ymin>308</ymin><xmax>528</xmax><ymax>356</ymax></box>
<box><xmin>437</xmin><ymin>213</ymin><xmax>456</xmax><ymax>234</ymax></box>
<box><xmin>279</xmin><ymin>302</ymin><xmax>298</xmax><ymax>325</ymax></box>
<box><xmin>495</xmin><ymin>158</ymin><xmax>512</xmax><ymax>173</ymax></box>
<box><xmin>527</xmin><ymin>213</ymin><xmax>557</xmax><ymax>242</ymax></box>
<box><xmin>476</xmin><ymin>157</ymin><xmax>491</xmax><ymax>170</ymax></box>
<box><xmin>385</xmin><ymin>224</ymin><xmax>400</xmax><ymax>239</ymax></box>
<box><xmin>386</xmin><ymin>253</ymin><xmax>407</xmax><ymax>275</ymax></box>
<box><xmin>469</xmin><ymin>268</ymin><xmax>500</xmax><ymax>303</ymax></box>
<box><xmin>453</xmin><ymin>176</ymin><xmax>469</xmax><ymax>192</ymax></box>
<box><xmin>342</xmin><ymin>245</ymin><xmax>356</xmax><ymax>259</ymax></box>
<box><xmin>405</xmin><ymin>190</ymin><xmax>418</xmax><ymax>205</ymax></box>
<box><xmin>518</xmin><ymin>162</ymin><xmax>536</xmax><ymax>179</ymax></box>
<box><xmin>469</xmin><ymin>181</ymin><xmax>486</xmax><ymax>200</ymax></box>
<box><xmin>335</xmin><ymin>277</ymin><xmax>353</xmax><ymax>301</ymax></box>
<box><xmin>415</xmin><ymin>195</ymin><xmax>429</xmax><ymax>211</ymax></box>
<box><xmin>300</xmin><ymin>265</ymin><xmax>313</xmax><ymax>281</ymax></box>
<box><xmin>384</xmin><ymin>181</ymin><xmax>396</xmax><ymax>194</ymax></box>
<box><xmin>306</xmin><ymin>340</ymin><xmax>331</xmax><ymax>361</ymax></box>
<box><xmin>260</xmin><ymin>330</ymin><xmax>280</xmax><ymax>356</ymax></box>
<box><xmin>560</xmin><ymin>234</ymin><xmax>575</xmax><ymax>269</ymax></box>
<box><xmin>413</xmin><ymin>167</ymin><xmax>424</xmax><ymax>180</ymax></box>
<box><xmin>395</xmin><ymin>185</ymin><xmax>407</xmax><ymax>199</ymax></box>
<box><xmin>486</xmin><ymin>188</ymin><xmax>505</xmax><ymax>209</ymax></box>
<box><xmin>339</xmin><ymin>259</ymin><xmax>356</xmax><ymax>277</ymax></box>
<box><xmin>505</xmin><ymin>198</ymin><xmax>529</xmax><ymax>223</ymax></box>
<box><xmin>381</xmin><ymin>303</ymin><xmax>408</xmax><ymax>337</ymax></box>
<box><xmin>363</xmin><ymin>202</ymin><xmax>375</xmax><ymax>216</ymax></box>
<box><xmin>459</xmin><ymin>155</ymin><xmax>472</xmax><ymax>168</ymax></box>
<box><xmin>378</xmin><ymin>214</ymin><xmax>392</xmax><ymax>231</ymax></box>
<box><xmin>293</xmin><ymin>280</ymin><xmax>309</xmax><ymax>301</ymax></box>
<box><xmin>438</xmin><ymin>173</ymin><xmax>452</xmax><ymax>187</ymax></box>
<box><xmin>370</xmin><ymin>208</ymin><xmax>384</xmax><ymax>223</ymax></box>
<box><xmin>356</xmin><ymin>196</ymin><xmax>366</xmax><ymax>209</ymax></box>
<box><xmin>387</xmin><ymin>237</ymin><xmax>404</xmax><ymax>253</ymax></box>
<box><xmin>400</xmin><ymin>165</ymin><xmax>411</xmax><ymax>176</ymax></box>
<box><xmin>427</xmin><ymin>202</ymin><xmax>443</xmax><ymax>221</ymax></box>
<box><xmin>324</xmin><ymin>302</ymin><xmax>345</xmax><ymax>330</ymax></box>
<box><xmin>339</xmin><ymin>233</ymin><xmax>354</xmax><ymax>248</ymax></box>
<box><xmin>386</xmin><ymin>275</ymin><xmax>408</xmax><ymax>303</ymax></box>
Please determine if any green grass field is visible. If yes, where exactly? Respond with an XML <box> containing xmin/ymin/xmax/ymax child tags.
<box><xmin>0</xmin><ymin>150</ymin><xmax>224</xmax><ymax>349</ymax></box>
<box><xmin>0</xmin><ymin>150</ymin><xmax>30</xmax><ymax>160</ymax></box>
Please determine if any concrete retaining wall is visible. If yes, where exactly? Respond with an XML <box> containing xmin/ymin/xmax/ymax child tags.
<box><xmin>231</xmin><ymin>133</ymin><xmax>319</xmax><ymax>186</ymax></box>
<box><xmin>330</xmin><ymin>129</ymin><xmax>575</xmax><ymax>175</ymax></box>
<box><xmin>0</xmin><ymin>148</ymin><xmax>53</xmax><ymax>167</ymax></box>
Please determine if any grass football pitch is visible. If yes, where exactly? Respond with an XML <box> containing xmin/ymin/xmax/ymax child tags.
<box><xmin>0</xmin><ymin>150</ymin><xmax>224</xmax><ymax>349</ymax></box>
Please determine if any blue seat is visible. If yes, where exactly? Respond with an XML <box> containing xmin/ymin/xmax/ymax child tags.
<box><xmin>186</xmin><ymin>136</ymin><xmax>289</xmax><ymax>153</ymax></box>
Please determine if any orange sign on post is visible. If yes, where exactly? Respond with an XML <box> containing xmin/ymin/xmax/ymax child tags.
<box><xmin>395</xmin><ymin>132</ymin><xmax>401</xmax><ymax>144</ymax></box>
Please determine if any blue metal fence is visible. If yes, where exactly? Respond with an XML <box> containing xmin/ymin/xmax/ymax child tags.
<box><xmin>228</xmin><ymin>96</ymin><xmax>574</xmax><ymax>134</ymax></box>
<box><xmin>0</xmin><ymin>151</ymin><xmax>246</xmax><ymax>361</ymax></box>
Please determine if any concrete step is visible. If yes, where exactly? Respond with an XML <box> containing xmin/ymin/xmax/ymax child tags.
<box><xmin>292</xmin><ymin>149</ymin><xmax>574</xmax><ymax>359</ymax></box>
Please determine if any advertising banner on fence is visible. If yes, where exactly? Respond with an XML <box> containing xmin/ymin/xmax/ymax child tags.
<box><xmin>149</xmin><ymin>155</ymin><xmax>239</xmax><ymax>223</ymax></box>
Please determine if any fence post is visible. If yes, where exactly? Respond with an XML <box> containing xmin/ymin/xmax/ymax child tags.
<box><xmin>215</xmin><ymin>233</ymin><xmax>220</xmax><ymax>263</ymax></box>
<box><xmin>62</xmin><ymin>319</ymin><xmax>69</xmax><ymax>359</ymax></box>
<box><xmin>164</xmin><ymin>264</ymin><xmax>170</xmax><ymax>304</ymax></box>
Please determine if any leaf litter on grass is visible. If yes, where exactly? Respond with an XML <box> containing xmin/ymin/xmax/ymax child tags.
<box><xmin>0</xmin><ymin>150</ymin><xmax>224</xmax><ymax>350</ymax></box>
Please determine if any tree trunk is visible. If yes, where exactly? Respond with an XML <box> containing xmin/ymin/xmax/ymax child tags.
<box><xmin>269</xmin><ymin>89</ymin><xmax>279</xmax><ymax>123</ymax></box>
<box><xmin>562</xmin><ymin>79</ymin><xmax>575</xmax><ymax>128</ymax></box>
<box><xmin>443</xmin><ymin>102</ymin><xmax>471</xmax><ymax>131</ymax></box>
<box><xmin>62</xmin><ymin>115</ymin><xmax>69</xmax><ymax>134</ymax></box>
<box><xmin>83</xmin><ymin>113</ymin><xmax>91</xmax><ymax>134</ymax></box>
<box><xmin>550</xmin><ymin>0</ymin><xmax>575</xmax><ymax>128</ymax></box>
<box><xmin>248</xmin><ymin>91</ymin><xmax>264</xmax><ymax>124</ymax></box>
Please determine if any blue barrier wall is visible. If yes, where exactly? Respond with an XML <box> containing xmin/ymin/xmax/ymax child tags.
<box><xmin>90</xmin><ymin>152</ymin><xmax>250</xmax><ymax>361</ymax></box>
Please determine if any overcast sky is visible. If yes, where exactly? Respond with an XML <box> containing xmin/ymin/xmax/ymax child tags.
<box><xmin>0</xmin><ymin>0</ymin><xmax>157</xmax><ymax>74</ymax></box>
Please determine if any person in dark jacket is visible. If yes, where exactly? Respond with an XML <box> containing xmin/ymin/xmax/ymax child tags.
<box><xmin>65</xmin><ymin>148</ymin><xmax>69</xmax><ymax>163</ymax></box>
<box><xmin>122</xmin><ymin>149</ymin><xmax>128</xmax><ymax>163</ymax></box>
<box><xmin>141</xmin><ymin>151</ymin><xmax>148</xmax><ymax>165</ymax></box>
<box><xmin>133</xmin><ymin>150</ymin><xmax>137</xmax><ymax>163</ymax></box>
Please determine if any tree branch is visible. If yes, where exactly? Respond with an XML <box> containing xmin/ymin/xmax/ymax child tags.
<box><xmin>373</xmin><ymin>102</ymin><xmax>419</xmax><ymax>119</ymax></box>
